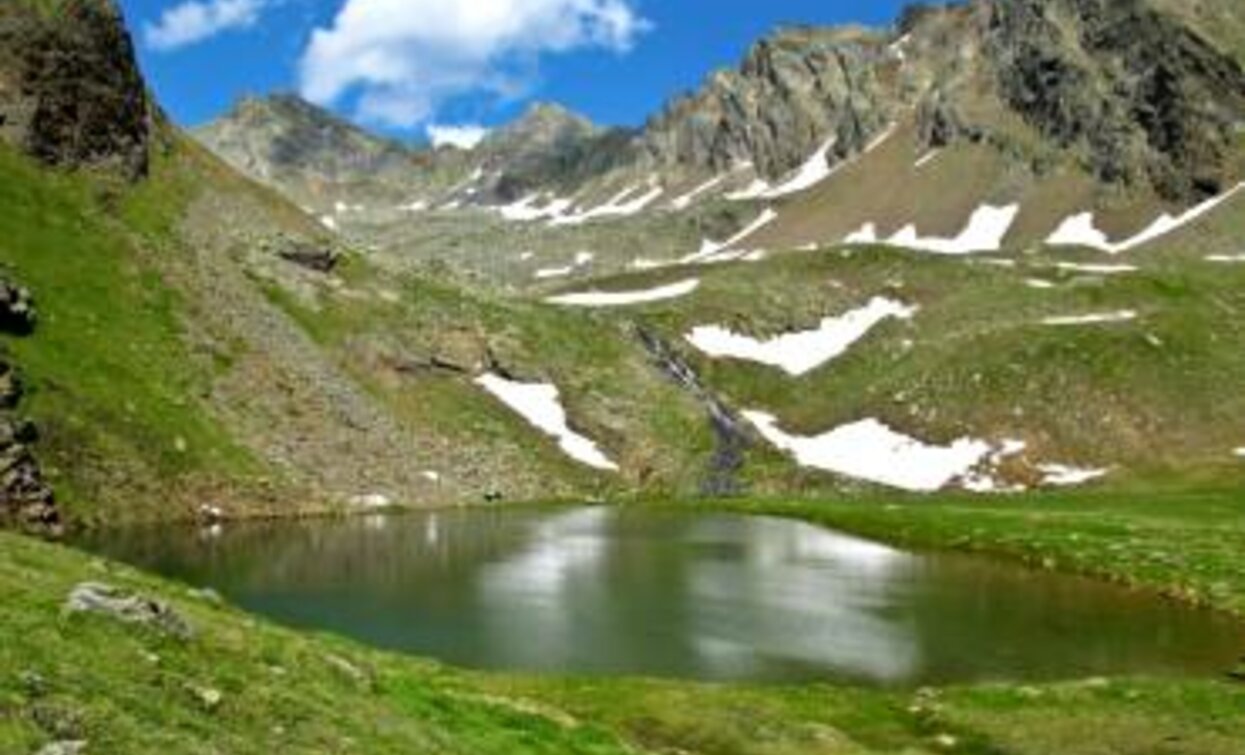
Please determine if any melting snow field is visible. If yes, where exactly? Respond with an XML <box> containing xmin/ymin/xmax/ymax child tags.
<box><xmin>1042</xmin><ymin>311</ymin><xmax>1137</xmax><ymax>326</ymax></box>
<box><xmin>1046</xmin><ymin>183</ymin><xmax>1245</xmax><ymax>254</ymax></box>
<box><xmin>1207</xmin><ymin>254</ymin><xmax>1245</xmax><ymax>263</ymax></box>
<box><xmin>475</xmin><ymin>374</ymin><xmax>618</xmax><ymax>471</ymax></box>
<box><xmin>743</xmin><ymin>413</ymin><xmax>993</xmax><ymax>492</ymax></box>
<box><xmin>844</xmin><ymin>204</ymin><xmax>1021</xmax><ymax>255</ymax></box>
<box><xmin>685</xmin><ymin>297</ymin><xmax>917</xmax><ymax>376</ymax></box>
<box><xmin>759</xmin><ymin>126</ymin><xmax>896</xmax><ymax>200</ymax></box>
<box><xmin>683</xmin><ymin>208</ymin><xmax>780</xmax><ymax>264</ymax></box>
<box><xmin>545</xmin><ymin>279</ymin><xmax>700</xmax><ymax>307</ymax></box>
<box><xmin>550</xmin><ymin>181</ymin><xmax>665</xmax><ymax>226</ymax></box>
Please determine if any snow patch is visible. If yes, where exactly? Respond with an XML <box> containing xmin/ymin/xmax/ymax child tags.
<box><xmin>545</xmin><ymin>279</ymin><xmax>700</xmax><ymax>307</ymax></box>
<box><xmin>914</xmin><ymin>150</ymin><xmax>941</xmax><ymax>169</ymax></box>
<box><xmin>1042</xmin><ymin>311</ymin><xmax>1137</xmax><ymax>326</ymax></box>
<box><xmin>319</xmin><ymin>215</ymin><xmax>339</xmax><ymax>231</ymax></box>
<box><xmin>534</xmin><ymin>251</ymin><xmax>594</xmax><ymax>280</ymax></box>
<box><xmin>1046</xmin><ymin>183</ymin><xmax>1245</xmax><ymax>254</ymax></box>
<box><xmin>498</xmin><ymin>194</ymin><xmax>575</xmax><ymax>223</ymax></box>
<box><xmin>682</xmin><ymin>208</ymin><xmax>779</xmax><ymax>264</ymax></box>
<box><xmin>685</xmin><ymin>297</ymin><xmax>917</xmax><ymax>376</ymax></box>
<box><xmin>725</xmin><ymin>178</ymin><xmax>773</xmax><ymax>201</ymax></box>
<box><xmin>475</xmin><ymin>374</ymin><xmax>617</xmax><ymax>471</ymax></box>
<box><xmin>844</xmin><ymin>204</ymin><xmax>1020</xmax><ymax>255</ymax></box>
<box><xmin>550</xmin><ymin>180</ymin><xmax>665</xmax><ymax>226</ymax></box>
<box><xmin>760</xmin><ymin>125</ymin><xmax>896</xmax><ymax>200</ymax></box>
<box><xmin>1206</xmin><ymin>253</ymin><xmax>1245</xmax><ymax>263</ymax></box>
<box><xmin>1038</xmin><ymin>464</ymin><xmax>1108</xmax><ymax>487</ymax></box>
<box><xmin>743</xmin><ymin>413</ymin><xmax>994</xmax><ymax>492</ymax></box>
<box><xmin>1054</xmin><ymin>262</ymin><xmax>1139</xmax><ymax>275</ymax></box>
<box><xmin>1025</xmin><ymin>278</ymin><xmax>1056</xmax><ymax>290</ymax></box>
<box><xmin>670</xmin><ymin>174</ymin><xmax>727</xmax><ymax>210</ymax></box>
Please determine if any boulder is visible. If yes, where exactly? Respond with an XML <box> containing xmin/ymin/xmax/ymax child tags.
<box><xmin>275</xmin><ymin>240</ymin><xmax>339</xmax><ymax>273</ymax></box>
<box><xmin>0</xmin><ymin>279</ymin><xmax>35</xmax><ymax>335</ymax></box>
<box><xmin>64</xmin><ymin>582</ymin><xmax>194</xmax><ymax>640</ymax></box>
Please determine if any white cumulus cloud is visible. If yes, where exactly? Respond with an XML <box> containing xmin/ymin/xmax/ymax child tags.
<box><xmin>427</xmin><ymin>123</ymin><xmax>491</xmax><ymax>149</ymax></box>
<box><xmin>298</xmin><ymin>0</ymin><xmax>651</xmax><ymax>128</ymax></box>
<box><xmin>145</xmin><ymin>0</ymin><xmax>267</xmax><ymax>52</ymax></box>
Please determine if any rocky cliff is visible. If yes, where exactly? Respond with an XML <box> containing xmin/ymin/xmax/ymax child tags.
<box><xmin>642</xmin><ymin>26</ymin><xmax>894</xmax><ymax>180</ymax></box>
<box><xmin>0</xmin><ymin>0</ymin><xmax>151</xmax><ymax>179</ymax></box>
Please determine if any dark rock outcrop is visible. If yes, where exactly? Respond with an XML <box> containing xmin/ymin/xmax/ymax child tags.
<box><xmin>0</xmin><ymin>0</ymin><xmax>151</xmax><ymax>179</ymax></box>
<box><xmin>0</xmin><ymin>277</ymin><xmax>57</xmax><ymax>532</ymax></box>
<box><xmin>274</xmin><ymin>239</ymin><xmax>339</xmax><ymax>273</ymax></box>
<box><xmin>984</xmin><ymin>0</ymin><xmax>1245</xmax><ymax>201</ymax></box>
<box><xmin>0</xmin><ymin>278</ymin><xmax>36</xmax><ymax>334</ymax></box>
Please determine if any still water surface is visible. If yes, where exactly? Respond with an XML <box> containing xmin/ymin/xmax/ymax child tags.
<box><xmin>82</xmin><ymin>507</ymin><xmax>1244</xmax><ymax>686</ymax></box>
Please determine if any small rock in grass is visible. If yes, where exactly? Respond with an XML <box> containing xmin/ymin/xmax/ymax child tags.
<box><xmin>64</xmin><ymin>582</ymin><xmax>193</xmax><ymax>639</ymax></box>
<box><xmin>36</xmin><ymin>741</ymin><xmax>87</xmax><ymax>755</ymax></box>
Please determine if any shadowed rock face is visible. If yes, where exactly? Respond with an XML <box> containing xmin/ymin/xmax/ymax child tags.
<box><xmin>0</xmin><ymin>0</ymin><xmax>150</xmax><ymax>179</ymax></box>
<box><xmin>985</xmin><ymin>0</ymin><xmax>1245</xmax><ymax>201</ymax></box>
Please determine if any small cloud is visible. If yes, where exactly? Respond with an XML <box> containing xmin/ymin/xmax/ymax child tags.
<box><xmin>145</xmin><ymin>0</ymin><xmax>267</xmax><ymax>52</ymax></box>
<box><xmin>298</xmin><ymin>0</ymin><xmax>651</xmax><ymax>129</ymax></box>
<box><xmin>426</xmin><ymin>124</ymin><xmax>491</xmax><ymax>150</ymax></box>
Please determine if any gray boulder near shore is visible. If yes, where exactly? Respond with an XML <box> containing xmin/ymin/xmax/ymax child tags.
<box><xmin>64</xmin><ymin>582</ymin><xmax>195</xmax><ymax>640</ymax></box>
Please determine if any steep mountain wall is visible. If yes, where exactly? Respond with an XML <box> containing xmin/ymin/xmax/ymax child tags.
<box><xmin>0</xmin><ymin>0</ymin><xmax>150</xmax><ymax>179</ymax></box>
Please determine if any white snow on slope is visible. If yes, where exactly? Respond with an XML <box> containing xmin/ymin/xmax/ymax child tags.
<box><xmin>498</xmin><ymin>194</ymin><xmax>575</xmax><ymax>223</ymax></box>
<box><xmin>761</xmin><ymin>126</ymin><xmax>896</xmax><ymax>200</ymax></box>
<box><xmin>1234</xmin><ymin>448</ymin><xmax>1245</xmax><ymax>459</ymax></box>
<box><xmin>686</xmin><ymin>297</ymin><xmax>917</xmax><ymax>376</ymax></box>
<box><xmin>320</xmin><ymin>215</ymin><xmax>339</xmax><ymax>231</ymax></box>
<box><xmin>759</xmin><ymin>138</ymin><xmax>837</xmax><ymax>199</ymax></box>
<box><xmin>545</xmin><ymin>279</ymin><xmax>700</xmax><ymax>307</ymax></box>
<box><xmin>844</xmin><ymin>204</ymin><xmax>1021</xmax><ymax>255</ymax></box>
<box><xmin>475</xmin><ymin>374</ymin><xmax>617</xmax><ymax>471</ymax></box>
<box><xmin>1026</xmin><ymin>278</ymin><xmax>1056</xmax><ymax>290</ymax></box>
<box><xmin>550</xmin><ymin>181</ymin><xmax>665</xmax><ymax>226</ymax></box>
<box><xmin>399</xmin><ymin>199</ymin><xmax>428</xmax><ymax>213</ymax></box>
<box><xmin>1207</xmin><ymin>253</ymin><xmax>1245</xmax><ymax>263</ymax></box>
<box><xmin>683</xmin><ymin>208</ymin><xmax>780</xmax><ymax>264</ymax></box>
<box><xmin>1054</xmin><ymin>262</ymin><xmax>1139</xmax><ymax>275</ymax></box>
<box><xmin>1038</xmin><ymin>464</ymin><xmax>1108</xmax><ymax>487</ymax></box>
<box><xmin>743</xmin><ymin>412</ymin><xmax>994</xmax><ymax>492</ymax></box>
<box><xmin>1042</xmin><ymin>310</ymin><xmax>1137</xmax><ymax>326</ymax></box>
<box><xmin>914</xmin><ymin>150</ymin><xmax>941</xmax><ymax>169</ymax></box>
<box><xmin>535</xmin><ymin>251</ymin><xmax>594</xmax><ymax>279</ymax></box>
<box><xmin>1046</xmin><ymin>183</ymin><xmax>1245</xmax><ymax>254</ymax></box>
<box><xmin>671</xmin><ymin>174</ymin><xmax>728</xmax><ymax>210</ymax></box>
<box><xmin>726</xmin><ymin>178</ymin><xmax>773</xmax><ymax>201</ymax></box>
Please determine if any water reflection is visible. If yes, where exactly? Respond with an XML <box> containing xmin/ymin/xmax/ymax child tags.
<box><xmin>78</xmin><ymin>506</ymin><xmax>1245</xmax><ymax>686</ymax></box>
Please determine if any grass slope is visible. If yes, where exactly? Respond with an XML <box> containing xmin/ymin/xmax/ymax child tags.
<box><xmin>0</xmin><ymin>144</ymin><xmax>264</xmax><ymax>523</ymax></box>
<box><xmin>560</xmin><ymin>208</ymin><xmax>1245</xmax><ymax>492</ymax></box>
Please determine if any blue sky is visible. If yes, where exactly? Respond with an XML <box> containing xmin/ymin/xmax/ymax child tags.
<box><xmin>120</xmin><ymin>0</ymin><xmax>908</xmax><ymax>144</ymax></box>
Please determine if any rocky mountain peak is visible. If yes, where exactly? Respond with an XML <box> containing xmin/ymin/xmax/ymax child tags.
<box><xmin>481</xmin><ymin>101</ymin><xmax>601</xmax><ymax>156</ymax></box>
